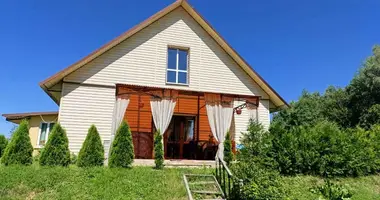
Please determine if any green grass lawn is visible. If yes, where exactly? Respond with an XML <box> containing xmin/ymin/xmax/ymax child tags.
<box><xmin>283</xmin><ymin>175</ymin><xmax>380</xmax><ymax>200</ymax></box>
<box><xmin>0</xmin><ymin>165</ymin><xmax>211</xmax><ymax>200</ymax></box>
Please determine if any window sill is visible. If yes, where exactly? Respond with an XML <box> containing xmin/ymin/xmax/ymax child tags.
<box><xmin>166</xmin><ymin>82</ymin><xmax>189</xmax><ymax>86</ymax></box>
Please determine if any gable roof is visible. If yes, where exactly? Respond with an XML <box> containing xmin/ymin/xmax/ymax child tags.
<box><xmin>2</xmin><ymin>111</ymin><xmax>58</xmax><ymax>121</ymax></box>
<box><xmin>39</xmin><ymin>0</ymin><xmax>288</xmax><ymax>109</ymax></box>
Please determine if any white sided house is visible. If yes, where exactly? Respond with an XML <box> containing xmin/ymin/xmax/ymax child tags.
<box><xmin>8</xmin><ymin>0</ymin><xmax>287</xmax><ymax>161</ymax></box>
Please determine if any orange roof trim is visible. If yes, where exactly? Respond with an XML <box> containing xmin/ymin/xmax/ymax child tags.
<box><xmin>39</xmin><ymin>0</ymin><xmax>288</xmax><ymax>109</ymax></box>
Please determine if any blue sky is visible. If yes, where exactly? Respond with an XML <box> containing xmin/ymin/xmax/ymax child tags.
<box><xmin>0</xmin><ymin>0</ymin><xmax>379</xmax><ymax>136</ymax></box>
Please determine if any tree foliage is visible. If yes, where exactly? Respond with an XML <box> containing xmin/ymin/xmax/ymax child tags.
<box><xmin>0</xmin><ymin>135</ymin><xmax>8</xmax><ymax>158</ymax></box>
<box><xmin>39</xmin><ymin>123</ymin><xmax>70</xmax><ymax>167</ymax></box>
<box><xmin>223</xmin><ymin>131</ymin><xmax>233</xmax><ymax>165</ymax></box>
<box><xmin>273</xmin><ymin>45</ymin><xmax>380</xmax><ymax>130</ymax></box>
<box><xmin>154</xmin><ymin>131</ymin><xmax>164</xmax><ymax>169</ymax></box>
<box><xmin>1</xmin><ymin>120</ymin><xmax>33</xmax><ymax>165</ymax></box>
<box><xmin>108</xmin><ymin>121</ymin><xmax>134</xmax><ymax>168</ymax></box>
<box><xmin>77</xmin><ymin>125</ymin><xmax>104</xmax><ymax>167</ymax></box>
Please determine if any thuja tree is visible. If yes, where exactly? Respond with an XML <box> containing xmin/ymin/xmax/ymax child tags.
<box><xmin>77</xmin><ymin>125</ymin><xmax>104</xmax><ymax>167</ymax></box>
<box><xmin>108</xmin><ymin>121</ymin><xmax>134</xmax><ymax>168</ymax></box>
<box><xmin>1</xmin><ymin>120</ymin><xmax>33</xmax><ymax>165</ymax></box>
<box><xmin>224</xmin><ymin>131</ymin><xmax>233</xmax><ymax>165</ymax></box>
<box><xmin>39</xmin><ymin>124</ymin><xmax>70</xmax><ymax>166</ymax></box>
<box><xmin>154</xmin><ymin>131</ymin><xmax>164</xmax><ymax>169</ymax></box>
<box><xmin>0</xmin><ymin>135</ymin><xmax>8</xmax><ymax>158</ymax></box>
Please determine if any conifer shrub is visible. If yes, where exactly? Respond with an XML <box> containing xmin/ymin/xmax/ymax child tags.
<box><xmin>223</xmin><ymin>131</ymin><xmax>233</xmax><ymax>165</ymax></box>
<box><xmin>77</xmin><ymin>125</ymin><xmax>104</xmax><ymax>167</ymax></box>
<box><xmin>108</xmin><ymin>121</ymin><xmax>134</xmax><ymax>168</ymax></box>
<box><xmin>39</xmin><ymin>123</ymin><xmax>70</xmax><ymax>167</ymax></box>
<box><xmin>0</xmin><ymin>135</ymin><xmax>8</xmax><ymax>158</ymax></box>
<box><xmin>1</xmin><ymin>120</ymin><xmax>33</xmax><ymax>165</ymax></box>
<box><xmin>154</xmin><ymin>131</ymin><xmax>164</xmax><ymax>169</ymax></box>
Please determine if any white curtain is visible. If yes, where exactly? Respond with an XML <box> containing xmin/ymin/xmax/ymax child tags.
<box><xmin>205</xmin><ymin>95</ymin><xmax>234</xmax><ymax>160</ymax></box>
<box><xmin>107</xmin><ymin>97</ymin><xmax>130</xmax><ymax>158</ymax></box>
<box><xmin>150</xmin><ymin>98</ymin><xmax>176</xmax><ymax>135</ymax></box>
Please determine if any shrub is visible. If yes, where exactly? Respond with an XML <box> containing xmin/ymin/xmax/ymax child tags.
<box><xmin>1</xmin><ymin>120</ymin><xmax>33</xmax><ymax>165</ymax></box>
<box><xmin>108</xmin><ymin>121</ymin><xmax>134</xmax><ymax>168</ymax></box>
<box><xmin>154</xmin><ymin>131</ymin><xmax>164</xmax><ymax>169</ymax></box>
<box><xmin>39</xmin><ymin>124</ymin><xmax>70</xmax><ymax>167</ymax></box>
<box><xmin>77</xmin><ymin>125</ymin><xmax>104</xmax><ymax>167</ymax></box>
<box><xmin>70</xmin><ymin>152</ymin><xmax>78</xmax><ymax>165</ymax></box>
<box><xmin>0</xmin><ymin>135</ymin><xmax>8</xmax><ymax>158</ymax></box>
<box><xmin>223</xmin><ymin>131</ymin><xmax>233</xmax><ymax>165</ymax></box>
<box><xmin>310</xmin><ymin>179</ymin><xmax>353</xmax><ymax>200</ymax></box>
<box><xmin>231</xmin><ymin>161</ymin><xmax>287</xmax><ymax>200</ymax></box>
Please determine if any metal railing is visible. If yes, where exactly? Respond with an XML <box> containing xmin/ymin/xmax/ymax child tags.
<box><xmin>215</xmin><ymin>156</ymin><xmax>243</xmax><ymax>199</ymax></box>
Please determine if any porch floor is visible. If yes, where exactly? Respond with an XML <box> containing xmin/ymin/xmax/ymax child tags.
<box><xmin>133</xmin><ymin>159</ymin><xmax>215</xmax><ymax>168</ymax></box>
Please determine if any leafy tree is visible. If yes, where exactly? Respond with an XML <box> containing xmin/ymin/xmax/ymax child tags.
<box><xmin>359</xmin><ymin>104</ymin><xmax>380</xmax><ymax>129</ymax></box>
<box><xmin>0</xmin><ymin>135</ymin><xmax>8</xmax><ymax>158</ymax></box>
<box><xmin>223</xmin><ymin>131</ymin><xmax>233</xmax><ymax>165</ymax></box>
<box><xmin>77</xmin><ymin>125</ymin><xmax>104</xmax><ymax>167</ymax></box>
<box><xmin>1</xmin><ymin>120</ymin><xmax>33</xmax><ymax>165</ymax></box>
<box><xmin>108</xmin><ymin>121</ymin><xmax>134</xmax><ymax>168</ymax></box>
<box><xmin>154</xmin><ymin>131</ymin><xmax>164</xmax><ymax>169</ymax></box>
<box><xmin>347</xmin><ymin>45</ymin><xmax>380</xmax><ymax>127</ymax></box>
<box><xmin>321</xmin><ymin>86</ymin><xmax>351</xmax><ymax>128</ymax></box>
<box><xmin>39</xmin><ymin>124</ymin><xmax>70</xmax><ymax>167</ymax></box>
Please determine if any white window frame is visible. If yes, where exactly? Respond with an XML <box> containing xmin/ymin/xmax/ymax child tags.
<box><xmin>166</xmin><ymin>47</ymin><xmax>189</xmax><ymax>85</ymax></box>
<box><xmin>37</xmin><ymin>122</ymin><xmax>55</xmax><ymax>148</ymax></box>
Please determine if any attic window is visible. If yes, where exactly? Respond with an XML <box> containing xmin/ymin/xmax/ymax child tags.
<box><xmin>167</xmin><ymin>48</ymin><xmax>188</xmax><ymax>85</ymax></box>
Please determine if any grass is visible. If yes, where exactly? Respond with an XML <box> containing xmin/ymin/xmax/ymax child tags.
<box><xmin>283</xmin><ymin>175</ymin><xmax>380</xmax><ymax>200</ymax></box>
<box><xmin>0</xmin><ymin>165</ymin><xmax>212</xmax><ymax>200</ymax></box>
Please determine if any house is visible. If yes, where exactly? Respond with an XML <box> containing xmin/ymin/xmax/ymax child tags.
<box><xmin>2</xmin><ymin>0</ymin><xmax>287</xmax><ymax>160</ymax></box>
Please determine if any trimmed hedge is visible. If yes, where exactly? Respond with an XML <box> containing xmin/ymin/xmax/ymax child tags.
<box><xmin>108</xmin><ymin>121</ymin><xmax>134</xmax><ymax>168</ymax></box>
<box><xmin>0</xmin><ymin>135</ymin><xmax>8</xmax><ymax>158</ymax></box>
<box><xmin>223</xmin><ymin>131</ymin><xmax>233</xmax><ymax>165</ymax></box>
<box><xmin>77</xmin><ymin>125</ymin><xmax>104</xmax><ymax>167</ymax></box>
<box><xmin>1</xmin><ymin>120</ymin><xmax>33</xmax><ymax>165</ymax></box>
<box><xmin>154</xmin><ymin>131</ymin><xmax>164</xmax><ymax>169</ymax></box>
<box><xmin>39</xmin><ymin>124</ymin><xmax>70</xmax><ymax>167</ymax></box>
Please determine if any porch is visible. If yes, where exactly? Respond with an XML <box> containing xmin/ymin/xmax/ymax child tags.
<box><xmin>115</xmin><ymin>83</ymin><xmax>260</xmax><ymax>161</ymax></box>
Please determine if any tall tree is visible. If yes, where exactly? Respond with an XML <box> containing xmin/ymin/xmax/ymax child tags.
<box><xmin>1</xmin><ymin>120</ymin><xmax>33</xmax><ymax>165</ymax></box>
<box><xmin>347</xmin><ymin>45</ymin><xmax>380</xmax><ymax>127</ymax></box>
<box><xmin>39</xmin><ymin>124</ymin><xmax>70</xmax><ymax>166</ymax></box>
<box><xmin>108</xmin><ymin>121</ymin><xmax>134</xmax><ymax>168</ymax></box>
<box><xmin>77</xmin><ymin>125</ymin><xmax>104</xmax><ymax>167</ymax></box>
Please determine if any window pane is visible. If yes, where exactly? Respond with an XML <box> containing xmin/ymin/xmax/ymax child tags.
<box><xmin>178</xmin><ymin>72</ymin><xmax>187</xmax><ymax>84</ymax></box>
<box><xmin>39</xmin><ymin>123</ymin><xmax>48</xmax><ymax>145</ymax></box>
<box><xmin>185</xmin><ymin>120</ymin><xmax>194</xmax><ymax>141</ymax></box>
<box><xmin>49</xmin><ymin>123</ymin><xmax>55</xmax><ymax>133</ymax></box>
<box><xmin>168</xmin><ymin>48</ymin><xmax>177</xmax><ymax>70</ymax></box>
<box><xmin>178</xmin><ymin>50</ymin><xmax>188</xmax><ymax>71</ymax></box>
<box><xmin>167</xmin><ymin>71</ymin><xmax>176</xmax><ymax>83</ymax></box>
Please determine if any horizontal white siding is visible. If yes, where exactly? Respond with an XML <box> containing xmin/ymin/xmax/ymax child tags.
<box><xmin>59</xmin><ymin>83</ymin><xmax>115</xmax><ymax>153</ymax></box>
<box><xmin>258</xmin><ymin>99</ymin><xmax>270</xmax><ymax>130</ymax></box>
<box><xmin>64</xmin><ymin>7</ymin><xmax>268</xmax><ymax>99</ymax></box>
<box><xmin>232</xmin><ymin>99</ymin><xmax>270</xmax><ymax>144</ymax></box>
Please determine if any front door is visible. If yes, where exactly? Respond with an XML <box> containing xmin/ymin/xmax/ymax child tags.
<box><xmin>164</xmin><ymin>115</ymin><xmax>195</xmax><ymax>159</ymax></box>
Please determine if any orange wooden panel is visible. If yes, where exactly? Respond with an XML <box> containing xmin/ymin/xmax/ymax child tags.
<box><xmin>199</xmin><ymin>131</ymin><xmax>212</xmax><ymax>141</ymax></box>
<box><xmin>127</xmin><ymin>94</ymin><xmax>139</xmax><ymax>111</ymax></box>
<box><xmin>139</xmin><ymin>111</ymin><xmax>152</xmax><ymax>130</ymax></box>
<box><xmin>139</xmin><ymin>95</ymin><xmax>151</xmax><ymax>111</ymax></box>
<box><xmin>199</xmin><ymin>115</ymin><xmax>211</xmax><ymax>132</ymax></box>
<box><xmin>199</xmin><ymin>99</ymin><xmax>207</xmax><ymax>115</ymax></box>
<box><xmin>177</xmin><ymin>98</ymin><xmax>198</xmax><ymax>114</ymax></box>
<box><xmin>125</xmin><ymin>110</ymin><xmax>138</xmax><ymax>132</ymax></box>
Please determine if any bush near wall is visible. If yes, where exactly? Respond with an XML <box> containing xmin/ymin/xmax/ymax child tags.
<box><xmin>1</xmin><ymin>120</ymin><xmax>33</xmax><ymax>165</ymax></box>
<box><xmin>77</xmin><ymin>125</ymin><xmax>104</xmax><ymax>167</ymax></box>
<box><xmin>154</xmin><ymin>131</ymin><xmax>164</xmax><ymax>169</ymax></box>
<box><xmin>39</xmin><ymin>124</ymin><xmax>70</xmax><ymax>167</ymax></box>
<box><xmin>223</xmin><ymin>131</ymin><xmax>233</xmax><ymax>165</ymax></box>
<box><xmin>108</xmin><ymin>121</ymin><xmax>134</xmax><ymax>168</ymax></box>
<box><xmin>0</xmin><ymin>135</ymin><xmax>8</xmax><ymax>158</ymax></box>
